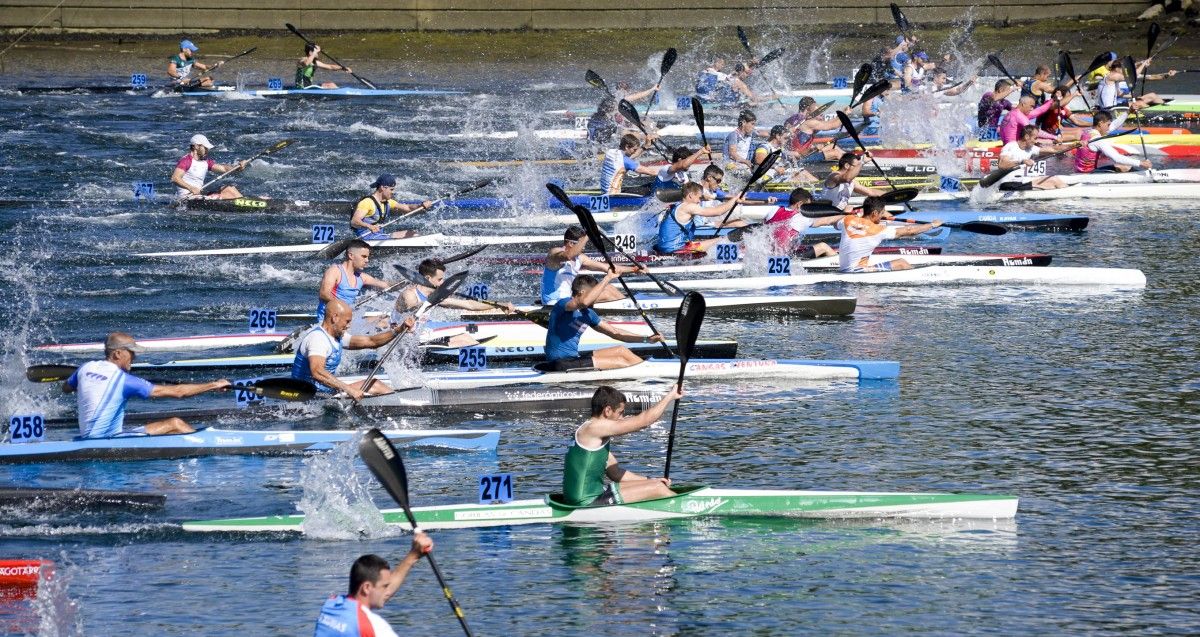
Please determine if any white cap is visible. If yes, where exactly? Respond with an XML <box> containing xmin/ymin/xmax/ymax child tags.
<box><xmin>189</xmin><ymin>134</ymin><xmax>213</xmax><ymax>149</ymax></box>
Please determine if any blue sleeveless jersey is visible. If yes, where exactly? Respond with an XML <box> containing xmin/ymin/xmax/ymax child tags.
<box><xmin>313</xmin><ymin>595</ymin><xmax>371</xmax><ymax>636</ymax></box>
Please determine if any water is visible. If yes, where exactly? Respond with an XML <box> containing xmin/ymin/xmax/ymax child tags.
<box><xmin>1</xmin><ymin>57</ymin><xmax>1199</xmax><ymax>636</ymax></box>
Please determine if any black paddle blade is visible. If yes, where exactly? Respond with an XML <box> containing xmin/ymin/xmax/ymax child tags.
<box><xmin>1055</xmin><ymin>51</ymin><xmax>1068</xmax><ymax>82</ymax></box>
<box><xmin>440</xmin><ymin>244</ymin><xmax>489</xmax><ymax>265</ymax></box>
<box><xmin>811</xmin><ymin>100</ymin><xmax>836</xmax><ymax>119</ymax></box>
<box><xmin>852</xmin><ymin>63</ymin><xmax>872</xmax><ymax>100</ymax></box>
<box><xmin>725</xmin><ymin>226</ymin><xmax>748</xmax><ymax>242</ymax></box>
<box><xmin>453</xmin><ymin>178</ymin><xmax>496</xmax><ymax>197</ymax></box>
<box><xmin>736</xmin><ymin>26</ymin><xmax>752</xmax><ymax>53</ymax></box>
<box><xmin>674</xmin><ymin>292</ymin><xmax>707</xmax><ymax>364</ymax></box>
<box><xmin>26</xmin><ymin>363</ymin><xmax>78</xmax><ymax>383</ymax></box>
<box><xmin>890</xmin><ymin>3</ymin><xmax>910</xmax><ymax>33</ymax></box>
<box><xmin>617</xmin><ymin>98</ymin><xmax>646</xmax><ymax>133</ymax></box>
<box><xmin>850</xmin><ymin>79</ymin><xmax>890</xmax><ymax>108</ymax></box>
<box><xmin>394</xmin><ymin>264</ymin><xmax>433</xmax><ymax>287</ymax></box>
<box><xmin>545</xmin><ymin>183</ymin><xmax>574</xmax><ymax>210</ymax></box>
<box><xmin>835</xmin><ymin>111</ymin><xmax>863</xmax><ymax>147</ymax></box>
<box><xmin>1061</xmin><ymin>52</ymin><xmax>1078</xmax><ymax>82</ymax></box>
<box><xmin>746</xmin><ymin>150</ymin><xmax>781</xmax><ymax>189</ymax></box>
<box><xmin>656</xmin><ymin>188</ymin><xmax>684</xmax><ymax>203</ymax></box>
<box><xmin>986</xmin><ymin>54</ymin><xmax>1014</xmax><ymax>82</ymax></box>
<box><xmin>661</xmin><ymin>48</ymin><xmax>678</xmax><ymax>76</ymax></box>
<box><xmin>252</xmin><ymin>377</ymin><xmax>317</xmax><ymax>401</ymax></box>
<box><xmin>315</xmin><ymin>237</ymin><xmax>352</xmax><ymax>260</ymax></box>
<box><xmin>880</xmin><ymin>187</ymin><xmax>920</xmax><ymax>204</ymax></box>
<box><xmin>799</xmin><ymin>201</ymin><xmax>845</xmax><ymax>217</ymax></box>
<box><xmin>1122</xmin><ymin>55</ymin><xmax>1138</xmax><ymax>89</ymax></box>
<box><xmin>958</xmin><ymin>221</ymin><xmax>1008</xmax><ymax>236</ymax></box>
<box><xmin>978</xmin><ymin>165</ymin><xmax>1018</xmax><ymax>189</ymax></box>
<box><xmin>359</xmin><ymin>428</ymin><xmax>419</xmax><ymax>526</ymax></box>
<box><xmin>427</xmin><ymin>271</ymin><xmax>470</xmax><ymax>307</ymax></box>
<box><xmin>265</xmin><ymin>139</ymin><xmax>295</xmax><ymax>155</ymax></box>
<box><xmin>284</xmin><ymin>23</ymin><xmax>309</xmax><ymax>42</ymax></box>
<box><xmin>585</xmin><ymin>69</ymin><xmax>609</xmax><ymax>93</ymax></box>
<box><xmin>1147</xmin><ymin>22</ymin><xmax>1161</xmax><ymax>58</ymax></box>
<box><xmin>1084</xmin><ymin>52</ymin><xmax>1113</xmax><ymax>77</ymax></box>
<box><xmin>758</xmin><ymin>47</ymin><xmax>786</xmax><ymax>66</ymax></box>
<box><xmin>690</xmin><ymin>97</ymin><xmax>707</xmax><ymax>146</ymax></box>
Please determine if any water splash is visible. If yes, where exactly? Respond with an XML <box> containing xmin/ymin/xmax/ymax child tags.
<box><xmin>296</xmin><ymin>430</ymin><xmax>401</xmax><ymax>540</ymax></box>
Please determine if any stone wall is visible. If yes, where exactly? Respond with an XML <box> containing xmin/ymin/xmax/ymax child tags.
<box><xmin>0</xmin><ymin>0</ymin><xmax>1146</xmax><ymax>34</ymax></box>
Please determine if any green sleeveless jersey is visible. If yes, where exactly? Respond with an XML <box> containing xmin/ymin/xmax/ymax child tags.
<box><xmin>295</xmin><ymin>62</ymin><xmax>316</xmax><ymax>88</ymax></box>
<box><xmin>562</xmin><ymin>435</ymin><xmax>610</xmax><ymax>506</ymax></box>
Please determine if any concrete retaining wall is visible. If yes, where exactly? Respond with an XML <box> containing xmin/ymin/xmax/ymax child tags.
<box><xmin>0</xmin><ymin>0</ymin><xmax>1146</xmax><ymax>34</ymax></box>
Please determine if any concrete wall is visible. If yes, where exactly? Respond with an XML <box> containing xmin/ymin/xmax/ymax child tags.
<box><xmin>0</xmin><ymin>0</ymin><xmax>1146</xmax><ymax>33</ymax></box>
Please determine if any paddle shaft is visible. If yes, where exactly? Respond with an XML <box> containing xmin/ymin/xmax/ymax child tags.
<box><xmin>835</xmin><ymin>112</ymin><xmax>915</xmax><ymax>212</ymax></box>
<box><xmin>587</xmin><ymin>238</ymin><xmax>674</xmax><ymax>358</ymax></box>
<box><xmin>171</xmin><ymin>47</ymin><xmax>256</xmax><ymax>89</ymax></box>
<box><xmin>195</xmin><ymin>139</ymin><xmax>294</xmax><ymax>193</ymax></box>
<box><xmin>285</xmin><ymin>23</ymin><xmax>376</xmax><ymax>89</ymax></box>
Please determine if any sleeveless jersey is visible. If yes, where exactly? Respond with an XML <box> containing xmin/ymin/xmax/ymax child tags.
<box><xmin>562</xmin><ymin>426</ymin><xmax>612</xmax><ymax>506</ymax></box>
<box><xmin>313</xmin><ymin>595</ymin><xmax>397</xmax><ymax>637</ymax></box>
<box><xmin>819</xmin><ymin>181</ymin><xmax>854</xmax><ymax>210</ymax></box>
<box><xmin>175</xmin><ymin>154</ymin><xmax>215</xmax><ymax>195</ymax></box>
<box><xmin>655</xmin><ymin>204</ymin><xmax>696</xmax><ymax>253</ymax></box>
<box><xmin>169</xmin><ymin>54</ymin><xmax>193</xmax><ymax>80</ymax></box>
<box><xmin>291</xmin><ymin>327</ymin><xmax>350</xmax><ymax>391</ymax></box>
<box><xmin>540</xmin><ymin>254</ymin><xmax>583</xmax><ymax>305</ymax></box>
<box><xmin>316</xmin><ymin>263</ymin><xmax>364</xmax><ymax>321</ymax></box>
<box><xmin>765</xmin><ymin>206</ymin><xmax>814</xmax><ymax>249</ymax></box>
<box><xmin>600</xmin><ymin>149</ymin><xmax>638</xmax><ymax>194</ymax></box>
<box><xmin>545</xmin><ymin>298</ymin><xmax>602</xmax><ymax>361</ymax></box>
<box><xmin>296</xmin><ymin>61</ymin><xmax>317</xmax><ymax>88</ymax></box>
<box><xmin>838</xmin><ymin>215</ymin><xmax>898</xmax><ymax>271</ymax></box>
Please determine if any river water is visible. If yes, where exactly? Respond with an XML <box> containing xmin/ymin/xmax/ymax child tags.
<box><xmin>0</xmin><ymin>40</ymin><xmax>1198</xmax><ymax>636</ymax></box>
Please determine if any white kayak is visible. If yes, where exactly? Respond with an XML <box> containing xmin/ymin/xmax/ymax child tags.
<box><xmin>36</xmin><ymin>332</ymin><xmax>290</xmax><ymax>353</ymax></box>
<box><xmin>970</xmin><ymin>182</ymin><xmax>1200</xmax><ymax>202</ymax></box>
<box><xmin>490</xmin><ymin>294</ymin><xmax>858</xmax><ymax>317</ymax></box>
<box><xmin>137</xmin><ymin>233</ymin><xmax>565</xmax><ymax>258</ymax></box>
<box><xmin>640</xmin><ymin>253</ymin><xmax>1052</xmax><ymax>276</ymax></box>
<box><xmin>1058</xmin><ymin>168</ymin><xmax>1200</xmax><ymax>185</ymax></box>
<box><xmin>622</xmin><ymin>266</ymin><xmax>1147</xmax><ymax>290</ymax></box>
<box><xmin>347</xmin><ymin>357</ymin><xmax>900</xmax><ymax>390</ymax></box>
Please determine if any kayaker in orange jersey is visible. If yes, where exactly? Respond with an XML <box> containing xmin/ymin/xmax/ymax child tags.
<box><xmin>561</xmin><ymin>384</ymin><xmax>682</xmax><ymax>507</ymax></box>
<box><xmin>838</xmin><ymin>197</ymin><xmax>941</xmax><ymax>273</ymax></box>
<box><xmin>313</xmin><ymin>536</ymin><xmax>433</xmax><ymax>637</ymax></box>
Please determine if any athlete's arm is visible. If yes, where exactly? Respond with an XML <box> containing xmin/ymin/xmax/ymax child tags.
<box><xmin>346</xmin><ymin>318</ymin><xmax>414</xmax><ymax>349</ymax></box>
<box><xmin>589</xmin><ymin>386</ymin><xmax>682</xmax><ymax>439</ymax></box>
<box><xmin>380</xmin><ymin>532</ymin><xmax>432</xmax><ymax>604</ymax></box>
<box><xmin>149</xmin><ymin>379</ymin><xmax>231</xmax><ymax>399</ymax></box>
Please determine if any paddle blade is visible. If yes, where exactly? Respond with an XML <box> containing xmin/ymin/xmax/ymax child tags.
<box><xmin>850</xmin><ymin>79</ymin><xmax>890</xmax><ymax>108</ymax></box>
<box><xmin>617</xmin><ymin>98</ymin><xmax>646</xmax><ymax>133</ymax></box>
<box><xmin>1148</xmin><ymin>21</ymin><xmax>1161</xmax><ymax>60</ymax></box>
<box><xmin>315</xmin><ymin>237</ymin><xmax>352</xmax><ymax>260</ymax></box>
<box><xmin>545</xmin><ymin>183</ymin><xmax>574</xmax><ymax>210</ymax></box>
<box><xmin>358</xmin><ymin>428</ymin><xmax>419</xmax><ymax>526</ymax></box>
<box><xmin>426</xmin><ymin>270</ymin><xmax>470</xmax><ymax>307</ymax></box>
<box><xmin>452</xmin><ymin>178</ymin><xmax>496</xmax><ymax>198</ymax></box>
<box><xmin>661</xmin><ymin>48</ymin><xmax>678</xmax><ymax>76</ymax></box>
<box><xmin>880</xmin><ymin>188</ymin><xmax>920</xmax><ymax>204</ymax></box>
<box><xmin>890</xmin><ymin>3</ymin><xmax>912</xmax><ymax>33</ymax></box>
<box><xmin>852</xmin><ymin>63</ymin><xmax>872</xmax><ymax>101</ymax></box>
<box><xmin>835</xmin><ymin>111</ymin><xmax>863</xmax><ymax>147</ymax></box>
<box><xmin>252</xmin><ymin>377</ymin><xmax>316</xmax><ymax>401</ymax></box>
<box><xmin>1084</xmin><ymin>52</ymin><xmax>1113</xmax><ymax>77</ymax></box>
<box><xmin>26</xmin><ymin>364</ymin><xmax>78</xmax><ymax>383</ymax></box>
<box><xmin>978</xmin><ymin>165</ymin><xmax>1018</xmax><ymax>189</ymax></box>
<box><xmin>745</xmin><ymin>150</ymin><xmax>780</xmax><ymax>191</ymax></box>
<box><xmin>1122</xmin><ymin>55</ymin><xmax>1138</xmax><ymax>89</ymax></box>
<box><xmin>758</xmin><ymin>47</ymin><xmax>786</xmax><ymax>66</ymax></box>
<box><xmin>986</xmin><ymin>54</ymin><xmax>1014</xmax><ymax>81</ymax></box>
<box><xmin>264</xmin><ymin>139</ymin><xmax>295</xmax><ymax>156</ymax></box>
<box><xmin>439</xmin><ymin>244</ymin><xmax>489</xmax><ymax>265</ymax></box>
<box><xmin>585</xmin><ymin>69</ymin><xmax>608</xmax><ymax>93</ymax></box>
<box><xmin>958</xmin><ymin>221</ymin><xmax>1008</xmax><ymax>236</ymax></box>
<box><xmin>800</xmin><ymin>201</ymin><xmax>845</xmax><ymax>217</ymax></box>
<box><xmin>656</xmin><ymin>188</ymin><xmax>684</xmax><ymax>203</ymax></box>
<box><xmin>674</xmin><ymin>292</ymin><xmax>707</xmax><ymax>366</ymax></box>
<box><xmin>394</xmin><ymin>264</ymin><xmax>432</xmax><ymax>286</ymax></box>
<box><xmin>691</xmin><ymin>96</ymin><xmax>707</xmax><ymax>146</ymax></box>
<box><xmin>811</xmin><ymin>100</ymin><xmax>836</xmax><ymax>119</ymax></box>
<box><xmin>736</xmin><ymin>26</ymin><xmax>752</xmax><ymax>53</ymax></box>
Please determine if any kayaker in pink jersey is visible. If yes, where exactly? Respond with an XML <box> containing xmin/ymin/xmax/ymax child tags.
<box><xmin>999</xmin><ymin>95</ymin><xmax>1060</xmax><ymax>145</ymax></box>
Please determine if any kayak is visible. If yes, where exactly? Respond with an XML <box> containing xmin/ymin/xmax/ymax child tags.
<box><xmin>470</xmin><ymin>295</ymin><xmax>860</xmax><ymax>318</ymax></box>
<box><xmin>177</xmin><ymin>197</ymin><xmax>354</xmax><ymax>214</ymax></box>
<box><xmin>477</xmin><ymin>245</ymin><xmax>943</xmax><ymax>267</ymax></box>
<box><xmin>180</xmin><ymin>484</ymin><xmax>1018</xmax><ymax>533</ymax></box>
<box><xmin>1059</xmin><ymin>168</ymin><xmax>1200</xmax><ymax>185</ymax></box>
<box><xmin>0</xmin><ymin>427</ymin><xmax>499</xmax><ymax>462</ymax></box>
<box><xmin>173</xmin><ymin>86</ymin><xmax>464</xmax><ymax>98</ymax></box>
<box><xmin>639</xmin><ymin>253</ymin><xmax>1052</xmax><ymax>276</ymax></box>
<box><xmin>137</xmin><ymin>233</ymin><xmax>565</xmax><ymax>258</ymax></box>
<box><xmin>0</xmin><ymin>559</ymin><xmax>52</xmax><ymax>587</ymax></box>
<box><xmin>0</xmin><ymin>486</ymin><xmax>164</xmax><ymax>509</ymax></box>
<box><xmin>971</xmin><ymin>182</ymin><xmax>1200</xmax><ymax>202</ymax></box>
<box><xmin>622</xmin><ymin>266</ymin><xmax>1148</xmax><ymax>291</ymax></box>
<box><xmin>351</xmin><ymin>357</ymin><xmax>901</xmax><ymax>390</ymax></box>
<box><xmin>36</xmin><ymin>331</ymin><xmax>290</xmax><ymax>353</ymax></box>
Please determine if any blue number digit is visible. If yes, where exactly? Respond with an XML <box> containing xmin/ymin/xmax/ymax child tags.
<box><xmin>268</xmin><ymin>77</ymin><xmax>283</xmax><ymax>91</ymax></box>
<box><xmin>832</xmin><ymin>76</ymin><xmax>848</xmax><ymax>89</ymax></box>
<box><xmin>10</xmin><ymin>416</ymin><xmax>21</xmax><ymax>440</ymax></box>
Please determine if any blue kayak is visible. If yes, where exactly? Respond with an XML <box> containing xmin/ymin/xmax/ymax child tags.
<box><xmin>0</xmin><ymin>427</ymin><xmax>498</xmax><ymax>462</ymax></box>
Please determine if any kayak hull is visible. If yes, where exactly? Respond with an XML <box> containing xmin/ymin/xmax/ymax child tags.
<box><xmin>623</xmin><ymin>266</ymin><xmax>1147</xmax><ymax>290</ymax></box>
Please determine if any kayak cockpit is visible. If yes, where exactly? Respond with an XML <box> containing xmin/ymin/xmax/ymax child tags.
<box><xmin>544</xmin><ymin>485</ymin><xmax>707</xmax><ymax>510</ymax></box>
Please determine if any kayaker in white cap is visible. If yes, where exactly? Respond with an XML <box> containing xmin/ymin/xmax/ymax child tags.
<box><xmin>170</xmin><ymin>134</ymin><xmax>246</xmax><ymax>199</ymax></box>
<box><xmin>167</xmin><ymin>39</ymin><xmax>216</xmax><ymax>88</ymax></box>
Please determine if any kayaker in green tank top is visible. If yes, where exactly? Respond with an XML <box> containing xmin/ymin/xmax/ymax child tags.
<box><xmin>562</xmin><ymin>385</ymin><xmax>681</xmax><ymax>507</ymax></box>
<box><xmin>296</xmin><ymin>43</ymin><xmax>354</xmax><ymax>89</ymax></box>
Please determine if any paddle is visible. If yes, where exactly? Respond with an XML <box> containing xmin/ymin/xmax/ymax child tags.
<box><xmin>849</xmin><ymin>80</ymin><xmax>890</xmax><ymax>109</ymax></box>
<box><xmin>164</xmin><ymin>47</ymin><xmax>256</xmax><ymax>91</ymax></box>
<box><xmin>977</xmin><ymin>128</ymin><xmax>1136</xmax><ymax>188</ymax></box>
<box><xmin>191</xmin><ymin>139</ymin><xmax>296</xmax><ymax>196</ymax></box>
<box><xmin>1144</xmin><ymin>22</ymin><xmax>1161</xmax><ymax>96</ymax></box>
<box><xmin>758</xmin><ymin>47</ymin><xmax>786</xmax><ymax>67</ymax></box>
<box><xmin>736</xmin><ymin>26</ymin><xmax>753</xmax><ymax>55</ymax></box>
<box><xmin>691</xmin><ymin>97</ymin><xmax>709</xmax><ymax>157</ymax></box>
<box><xmin>1060</xmin><ymin>51</ymin><xmax>1090</xmax><ymax>110</ymax></box>
<box><xmin>316</xmin><ymin>179</ymin><xmax>496</xmax><ymax>259</ymax></box>
<box><xmin>986</xmin><ymin>54</ymin><xmax>1020</xmax><ymax>86</ymax></box>
<box><xmin>617</xmin><ymin>99</ymin><xmax>672</xmax><ymax>157</ymax></box>
<box><xmin>890</xmin><ymin>3</ymin><xmax>913</xmax><ymax>38</ymax></box>
<box><xmin>716</xmin><ymin>149</ymin><xmax>780</xmax><ymax>229</ymax></box>
<box><xmin>585</xmin><ymin>69</ymin><xmax>611</xmax><ymax>95</ymax></box>
<box><xmin>393</xmin><ymin>264</ymin><xmax>547</xmax><ymax>327</ymax></box>
<box><xmin>25</xmin><ymin>364</ymin><xmax>316</xmax><ymax>400</ymax></box>
<box><xmin>662</xmin><ymin>291</ymin><xmax>705</xmax><ymax>480</ymax></box>
<box><xmin>810</xmin><ymin>100</ymin><xmax>837</xmax><ymax>119</ymax></box>
<box><xmin>1078</xmin><ymin>51</ymin><xmax>1114</xmax><ymax>92</ymax></box>
<box><xmin>835</xmin><ymin>111</ymin><xmax>916</xmax><ymax>212</ymax></box>
<box><xmin>358</xmin><ymin>271</ymin><xmax>469</xmax><ymax>393</ymax></box>
<box><xmin>358</xmin><ymin>429</ymin><xmax>473</xmax><ymax>637</ymax></box>
<box><xmin>852</xmin><ymin>63</ymin><xmax>872</xmax><ymax>104</ymax></box>
<box><xmin>644</xmin><ymin>48</ymin><xmax>677</xmax><ymax>118</ymax></box>
<box><xmin>1123</xmin><ymin>55</ymin><xmax>1151</xmax><ymax>160</ymax></box>
<box><xmin>794</xmin><ymin>202</ymin><xmax>1003</xmax><ymax>235</ymax></box>
<box><xmin>285</xmin><ymin>23</ymin><xmax>377</xmax><ymax>90</ymax></box>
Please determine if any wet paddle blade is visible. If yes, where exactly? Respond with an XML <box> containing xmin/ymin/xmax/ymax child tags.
<box><xmin>359</xmin><ymin>428</ymin><xmax>418</xmax><ymax>527</ymax></box>
<box><xmin>890</xmin><ymin>3</ymin><xmax>912</xmax><ymax>33</ymax></box>
<box><xmin>736</xmin><ymin>26</ymin><xmax>752</xmax><ymax>54</ymax></box>
<box><xmin>674</xmin><ymin>292</ymin><xmax>707</xmax><ymax>367</ymax></box>
<box><xmin>852</xmin><ymin>63</ymin><xmax>872</xmax><ymax>101</ymax></box>
<box><xmin>850</xmin><ymin>79</ymin><xmax>890</xmax><ymax>108</ymax></box>
<box><xmin>251</xmin><ymin>377</ymin><xmax>317</xmax><ymax>401</ymax></box>
<box><xmin>1083</xmin><ymin>52</ymin><xmax>1112</xmax><ymax>78</ymax></box>
<box><xmin>426</xmin><ymin>271</ymin><xmax>469</xmax><ymax>307</ymax></box>
<box><xmin>656</xmin><ymin>188</ymin><xmax>684</xmax><ymax>203</ymax></box>
<box><xmin>315</xmin><ymin>237</ymin><xmax>353</xmax><ymax>260</ymax></box>
<box><xmin>986</xmin><ymin>54</ymin><xmax>1015</xmax><ymax>82</ymax></box>
<box><xmin>799</xmin><ymin>201</ymin><xmax>845</xmax><ymax>217</ymax></box>
<box><xmin>661</xmin><ymin>48</ymin><xmax>678</xmax><ymax>76</ymax></box>
<box><xmin>758</xmin><ymin>47</ymin><xmax>786</xmax><ymax>66</ymax></box>
<box><xmin>451</xmin><ymin>178</ymin><xmax>496</xmax><ymax>198</ymax></box>
<box><xmin>394</xmin><ymin>264</ymin><xmax>433</xmax><ymax>287</ymax></box>
<box><xmin>835</xmin><ymin>111</ymin><xmax>863</xmax><ymax>148</ymax></box>
<box><xmin>617</xmin><ymin>98</ymin><xmax>646</xmax><ymax>133</ymax></box>
<box><xmin>880</xmin><ymin>187</ymin><xmax>920</xmax><ymax>204</ymax></box>
<box><xmin>978</xmin><ymin>166</ymin><xmax>1018</xmax><ymax>189</ymax></box>
<box><xmin>1122</xmin><ymin>55</ymin><xmax>1138</xmax><ymax>92</ymax></box>
<box><xmin>811</xmin><ymin>100</ymin><xmax>836</xmax><ymax>119</ymax></box>
<box><xmin>545</xmin><ymin>183</ymin><xmax>574</xmax><ymax>210</ymax></box>
<box><xmin>585</xmin><ymin>69</ymin><xmax>609</xmax><ymax>93</ymax></box>
<box><xmin>26</xmin><ymin>364</ymin><xmax>78</xmax><ymax>383</ymax></box>
<box><xmin>440</xmin><ymin>244</ymin><xmax>489</xmax><ymax>265</ymax></box>
<box><xmin>691</xmin><ymin>96</ymin><xmax>707</xmax><ymax>147</ymax></box>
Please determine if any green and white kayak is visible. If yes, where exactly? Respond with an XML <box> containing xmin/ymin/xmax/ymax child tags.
<box><xmin>181</xmin><ymin>485</ymin><xmax>1017</xmax><ymax>533</ymax></box>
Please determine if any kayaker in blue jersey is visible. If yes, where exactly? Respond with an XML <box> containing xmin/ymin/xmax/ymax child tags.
<box><xmin>296</xmin><ymin>43</ymin><xmax>354</xmax><ymax>90</ymax></box>
<box><xmin>600</xmin><ymin>134</ymin><xmax>659</xmax><ymax>194</ymax></box>
<box><xmin>544</xmin><ymin>273</ymin><xmax>663</xmax><ymax>372</ymax></box>
<box><xmin>167</xmin><ymin>39</ymin><xmax>216</xmax><ymax>88</ymax></box>
<box><xmin>350</xmin><ymin>174</ymin><xmax>433</xmax><ymax>240</ymax></box>
<box><xmin>63</xmin><ymin>332</ymin><xmax>230</xmax><ymax>439</ymax></box>
<box><xmin>317</xmin><ymin>240</ymin><xmax>394</xmax><ymax>322</ymax></box>
<box><xmin>562</xmin><ymin>385</ymin><xmax>682</xmax><ymax>507</ymax></box>
<box><xmin>655</xmin><ymin>182</ymin><xmax>747</xmax><ymax>255</ymax></box>
<box><xmin>724</xmin><ymin>110</ymin><xmax>758</xmax><ymax>173</ymax></box>
<box><xmin>292</xmin><ymin>299</ymin><xmax>415</xmax><ymax>401</ymax></box>
<box><xmin>313</xmin><ymin>535</ymin><xmax>433</xmax><ymax>637</ymax></box>
<box><xmin>587</xmin><ymin>97</ymin><xmax>621</xmax><ymax>145</ymax></box>
<box><xmin>695</xmin><ymin>57</ymin><xmax>735</xmax><ymax>103</ymax></box>
<box><xmin>652</xmin><ymin>145</ymin><xmax>709</xmax><ymax>194</ymax></box>
<box><xmin>541</xmin><ymin>226</ymin><xmax>641</xmax><ymax>305</ymax></box>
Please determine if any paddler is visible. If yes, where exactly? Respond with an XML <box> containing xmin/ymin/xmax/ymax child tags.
<box><xmin>561</xmin><ymin>384</ymin><xmax>682</xmax><ymax>507</ymax></box>
<box><xmin>764</xmin><ymin>188</ymin><xmax>838</xmax><ymax>258</ymax></box>
<box><xmin>838</xmin><ymin>197</ymin><xmax>941</xmax><ymax>272</ymax></box>
<box><xmin>291</xmin><ymin>299</ymin><xmax>415</xmax><ymax>401</ymax></box>
<box><xmin>1020</xmin><ymin>65</ymin><xmax>1057</xmax><ymax>106</ymax></box>
<box><xmin>1075</xmin><ymin>110</ymin><xmax>1151</xmax><ymax>173</ymax></box>
<box><xmin>655</xmin><ymin>182</ymin><xmax>748</xmax><ymax>255</ymax></box>
<box><xmin>395</xmin><ymin>258</ymin><xmax>516</xmax><ymax>314</ymax></box>
<box><xmin>586</xmin><ymin>96</ymin><xmax>620</xmax><ymax>145</ymax></box>
<box><xmin>695</xmin><ymin>57</ymin><xmax>759</xmax><ymax>106</ymax></box>
<box><xmin>724</xmin><ymin>110</ymin><xmax>759</xmax><ymax>173</ymax></box>
<box><xmin>600</xmin><ymin>134</ymin><xmax>660</xmax><ymax>194</ymax></box>
<box><xmin>819</xmin><ymin>153</ymin><xmax>884</xmax><ymax>211</ymax></box>
<box><xmin>317</xmin><ymin>239</ymin><xmax>394</xmax><ymax>322</ymax></box>
<box><xmin>166</xmin><ymin>39</ymin><xmax>215</xmax><ymax>88</ymax></box>
<box><xmin>313</xmin><ymin>538</ymin><xmax>433</xmax><ymax>637</ymax></box>
<box><xmin>350</xmin><ymin>174</ymin><xmax>433</xmax><ymax>240</ymax></box>
<box><xmin>170</xmin><ymin>134</ymin><xmax>246</xmax><ymax>199</ymax></box>
<box><xmin>652</xmin><ymin>146</ymin><xmax>709</xmax><ymax>193</ymax></box>
<box><xmin>62</xmin><ymin>332</ymin><xmax>231</xmax><ymax>438</ymax></box>
<box><xmin>927</xmin><ymin>68</ymin><xmax>974</xmax><ymax>96</ymax></box>
<box><xmin>755</xmin><ymin>125</ymin><xmax>818</xmax><ymax>183</ymax></box>
<box><xmin>1037</xmin><ymin>85</ymin><xmax>1089</xmax><ymax>142</ymax></box>
<box><xmin>996</xmin><ymin>124</ymin><xmax>1069</xmax><ymax>190</ymax></box>
<box><xmin>999</xmin><ymin>95</ymin><xmax>1060</xmax><ymax>145</ymax></box>
<box><xmin>1097</xmin><ymin>60</ymin><xmax>1174</xmax><ymax>111</ymax></box>
<box><xmin>977</xmin><ymin>79</ymin><xmax>1017</xmax><ymax>133</ymax></box>
<box><xmin>784</xmin><ymin>97</ymin><xmax>846</xmax><ymax>163</ymax></box>
<box><xmin>296</xmin><ymin>43</ymin><xmax>354</xmax><ymax>89</ymax></box>
<box><xmin>544</xmin><ymin>272</ymin><xmax>665</xmax><ymax>371</ymax></box>
<box><xmin>541</xmin><ymin>226</ymin><xmax>642</xmax><ymax>305</ymax></box>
